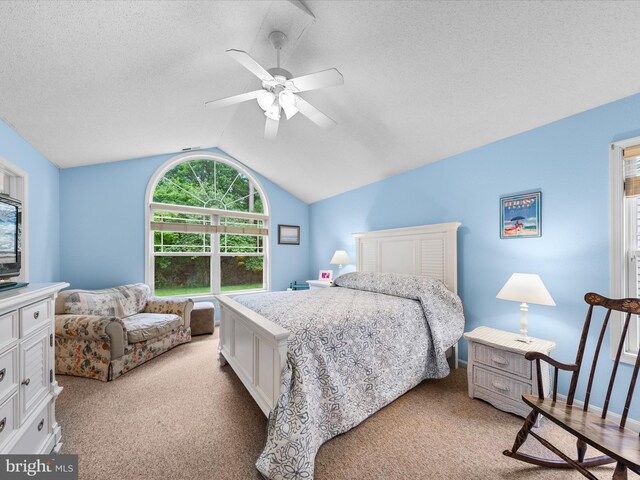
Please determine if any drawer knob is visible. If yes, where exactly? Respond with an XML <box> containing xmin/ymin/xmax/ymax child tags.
<box><xmin>0</xmin><ymin>368</ymin><xmax>5</xmax><ymax>382</ymax></box>
<box><xmin>33</xmin><ymin>311</ymin><xmax>40</xmax><ymax>319</ymax></box>
<box><xmin>491</xmin><ymin>355</ymin><xmax>509</xmax><ymax>366</ymax></box>
<box><xmin>37</xmin><ymin>419</ymin><xmax>44</xmax><ymax>431</ymax></box>
<box><xmin>0</xmin><ymin>417</ymin><xmax>5</xmax><ymax>433</ymax></box>
<box><xmin>21</xmin><ymin>378</ymin><xmax>30</xmax><ymax>386</ymax></box>
<box><xmin>492</xmin><ymin>380</ymin><xmax>511</xmax><ymax>393</ymax></box>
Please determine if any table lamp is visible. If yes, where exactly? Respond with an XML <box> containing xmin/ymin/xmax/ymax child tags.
<box><xmin>496</xmin><ymin>273</ymin><xmax>555</xmax><ymax>343</ymax></box>
<box><xmin>330</xmin><ymin>250</ymin><xmax>351</xmax><ymax>278</ymax></box>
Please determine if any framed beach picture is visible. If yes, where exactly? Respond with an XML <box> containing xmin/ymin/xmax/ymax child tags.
<box><xmin>278</xmin><ymin>225</ymin><xmax>300</xmax><ymax>245</ymax></box>
<box><xmin>500</xmin><ymin>191</ymin><xmax>541</xmax><ymax>239</ymax></box>
<box><xmin>319</xmin><ymin>270</ymin><xmax>333</xmax><ymax>281</ymax></box>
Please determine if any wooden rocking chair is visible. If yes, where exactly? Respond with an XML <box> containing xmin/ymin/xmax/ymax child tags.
<box><xmin>503</xmin><ymin>293</ymin><xmax>640</xmax><ymax>479</ymax></box>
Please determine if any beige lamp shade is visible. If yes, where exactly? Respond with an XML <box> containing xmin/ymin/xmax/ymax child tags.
<box><xmin>496</xmin><ymin>273</ymin><xmax>555</xmax><ymax>306</ymax></box>
<box><xmin>497</xmin><ymin>273</ymin><xmax>555</xmax><ymax>342</ymax></box>
<box><xmin>330</xmin><ymin>250</ymin><xmax>351</xmax><ymax>265</ymax></box>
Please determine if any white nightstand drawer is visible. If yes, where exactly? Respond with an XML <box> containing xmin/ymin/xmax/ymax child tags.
<box><xmin>0</xmin><ymin>393</ymin><xmax>18</xmax><ymax>450</ymax></box>
<box><xmin>473</xmin><ymin>343</ymin><xmax>531</xmax><ymax>379</ymax></box>
<box><xmin>0</xmin><ymin>311</ymin><xmax>18</xmax><ymax>351</ymax></box>
<box><xmin>473</xmin><ymin>366</ymin><xmax>532</xmax><ymax>403</ymax></box>
<box><xmin>11</xmin><ymin>401</ymin><xmax>50</xmax><ymax>454</ymax></box>
<box><xmin>0</xmin><ymin>347</ymin><xmax>18</xmax><ymax>404</ymax></box>
<box><xmin>20</xmin><ymin>300</ymin><xmax>50</xmax><ymax>338</ymax></box>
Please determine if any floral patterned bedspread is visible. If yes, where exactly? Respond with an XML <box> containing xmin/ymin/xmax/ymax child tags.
<box><xmin>234</xmin><ymin>272</ymin><xmax>465</xmax><ymax>480</ymax></box>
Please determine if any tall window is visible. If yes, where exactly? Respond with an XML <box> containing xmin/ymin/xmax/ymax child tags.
<box><xmin>610</xmin><ymin>138</ymin><xmax>640</xmax><ymax>363</ymax></box>
<box><xmin>146</xmin><ymin>153</ymin><xmax>269</xmax><ymax>297</ymax></box>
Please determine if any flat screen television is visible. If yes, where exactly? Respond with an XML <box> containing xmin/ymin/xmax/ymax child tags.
<box><xmin>0</xmin><ymin>193</ymin><xmax>22</xmax><ymax>281</ymax></box>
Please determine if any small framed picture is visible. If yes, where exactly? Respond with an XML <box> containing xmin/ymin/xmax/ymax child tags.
<box><xmin>278</xmin><ymin>225</ymin><xmax>300</xmax><ymax>245</ymax></box>
<box><xmin>500</xmin><ymin>191</ymin><xmax>541</xmax><ymax>239</ymax></box>
<box><xmin>319</xmin><ymin>270</ymin><xmax>333</xmax><ymax>282</ymax></box>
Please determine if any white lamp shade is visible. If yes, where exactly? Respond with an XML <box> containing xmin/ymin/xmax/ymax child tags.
<box><xmin>496</xmin><ymin>273</ymin><xmax>556</xmax><ymax>306</ymax></box>
<box><xmin>330</xmin><ymin>250</ymin><xmax>351</xmax><ymax>265</ymax></box>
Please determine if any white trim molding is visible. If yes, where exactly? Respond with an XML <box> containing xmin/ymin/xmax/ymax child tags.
<box><xmin>610</xmin><ymin>136</ymin><xmax>640</xmax><ymax>365</ymax></box>
<box><xmin>144</xmin><ymin>151</ymin><xmax>271</xmax><ymax>296</ymax></box>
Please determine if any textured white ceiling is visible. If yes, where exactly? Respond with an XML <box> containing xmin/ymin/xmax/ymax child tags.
<box><xmin>1</xmin><ymin>1</ymin><xmax>639</xmax><ymax>203</ymax></box>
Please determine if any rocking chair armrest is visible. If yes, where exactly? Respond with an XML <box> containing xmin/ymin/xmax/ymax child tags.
<box><xmin>524</xmin><ymin>351</ymin><xmax>578</xmax><ymax>372</ymax></box>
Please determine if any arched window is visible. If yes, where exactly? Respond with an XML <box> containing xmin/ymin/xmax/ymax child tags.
<box><xmin>146</xmin><ymin>152</ymin><xmax>270</xmax><ymax>297</ymax></box>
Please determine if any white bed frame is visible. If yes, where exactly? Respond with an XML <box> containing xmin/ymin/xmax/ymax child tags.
<box><xmin>217</xmin><ymin>222</ymin><xmax>461</xmax><ymax>416</ymax></box>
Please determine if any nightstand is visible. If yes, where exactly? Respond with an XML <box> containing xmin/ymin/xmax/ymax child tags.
<box><xmin>306</xmin><ymin>280</ymin><xmax>332</xmax><ymax>290</ymax></box>
<box><xmin>464</xmin><ymin>326</ymin><xmax>556</xmax><ymax>421</ymax></box>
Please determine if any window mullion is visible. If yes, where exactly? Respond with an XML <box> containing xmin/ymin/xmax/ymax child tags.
<box><xmin>212</xmin><ymin>214</ymin><xmax>221</xmax><ymax>294</ymax></box>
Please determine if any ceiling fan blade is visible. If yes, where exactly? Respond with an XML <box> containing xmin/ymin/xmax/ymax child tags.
<box><xmin>282</xmin><ymin>105</ymin><xmax>299</xmax><ymax>120</ymax></box>
<box><xmin>287</xmin><ymin>0</ymin><xmax>315</xmax><ymax>18</ymax></box>
<box><xmin>287</xmin><ymin>68</ymin><xmax>344</xmax><ymax>93</ymax></box>
<box><xmin>264</xmin><ymin>116</ymin><xmax>280</xmax><ymax>140</ymax></box>
<box><xmin>205</xmin><ymin>90</ymin><xmax>262</xmax><ymax>109</ymax></box>
<box><xmin>295</xmin><ymin>96</ymin><xmax>336</xmax><ymax>130</ymax></box>
<box><xmin>226</xmin><ymin>49</ymin><xmax>275</xmax><ymax>84</ymax></box>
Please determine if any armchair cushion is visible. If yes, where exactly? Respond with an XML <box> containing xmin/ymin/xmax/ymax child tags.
<box><xmin>144</xmin><ymin>296</ymin><xmax>193</xmax><ymax>329</ymax></box>
<box><xmin>123</xmin><ymin>313</ymin><xmax>182</xmax><ymax>344</ymax></box>
<box><xmin>60</xmin><ymin>284</ymin><xmax>151</xmax><ymax>317</ymax></box>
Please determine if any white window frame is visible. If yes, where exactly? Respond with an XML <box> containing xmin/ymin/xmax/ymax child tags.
<box><xmin>145</xmin><ymin>152</ymin><xmax>271</xmax><ymax>298</ymax></box>
<box><xmin>610</xmin><ymin>136</ymin><xmax>640</xmax><ymax>364</ymax></box>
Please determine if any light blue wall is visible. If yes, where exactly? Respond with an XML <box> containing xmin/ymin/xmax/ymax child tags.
<box><xmin>59</xmin><ymin>148</ymin><xmax>309</xmax><ymax>292</ymax></box>
<box><xmin>0</xmin><ymin>118</ymin><xmax>60</xmax><ymax>282</ymax></box>
<box><xmin>310</xmin><ymin>93</ymin><xmax>640</xmax><ymax>417</ymax></box>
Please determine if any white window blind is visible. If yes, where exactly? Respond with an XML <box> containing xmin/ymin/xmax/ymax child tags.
<box><xmin>624</xmin><ymin>144</ymin><xmax>640</xmax><ymax>354</ymax></box>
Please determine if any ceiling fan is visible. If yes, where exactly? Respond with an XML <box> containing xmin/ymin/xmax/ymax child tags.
<box><xmin>205</xmin><ymin>31</ymin><xmax>343</xmax><ymax>139</ymax></box>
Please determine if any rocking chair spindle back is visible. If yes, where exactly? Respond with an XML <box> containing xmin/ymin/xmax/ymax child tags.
<box><xmin>503</xmin><ymin>293</ymin><xmax>640</xmax><ymax>480</ymax></box>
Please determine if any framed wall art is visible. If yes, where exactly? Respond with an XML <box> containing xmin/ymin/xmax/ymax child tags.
<box><xmin>278</xmin><ymin>224</ymin><xmax>300</xmax><ymax>245</ymax></box>
<box><xmin>318</xmin><ymin>270</ymin><xmax>333</xmax><ymax>282</ymax></box>
<box><xmin>500</xmin><ymin>191</ymin><xmax>541</xmax><ymax>239</ymax></box>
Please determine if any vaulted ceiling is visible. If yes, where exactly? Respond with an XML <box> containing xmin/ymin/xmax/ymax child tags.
<box><xmin>1</xmin><ymin>1</ymin><xmax>639</xmax><ymax>203</ymax></box>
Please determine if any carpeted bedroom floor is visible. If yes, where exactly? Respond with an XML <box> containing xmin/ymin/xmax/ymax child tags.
<box><xmin>56</xmin><ymin>332</ymin><xmax>628</xmax><ymax>480</ymax></box>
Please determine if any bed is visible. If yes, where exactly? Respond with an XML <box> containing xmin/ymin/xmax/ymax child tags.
<box><xmin>216</xmin><ymin>222</ymin><xmax>464</xmax><ymax>479</ymax></box>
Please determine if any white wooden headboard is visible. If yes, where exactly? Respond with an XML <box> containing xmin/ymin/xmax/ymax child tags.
<box><xmin>352</xmin><ymin>222</ymin><xmax>461</xmax><ymax>294</ymax></box>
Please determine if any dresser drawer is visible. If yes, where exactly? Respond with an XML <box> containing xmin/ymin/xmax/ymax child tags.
<box><xmin>472</xmin><ymin>365</ymin><xmax>532</xmax><ymax>403</ymax></box>
<box><xmin>20</xmin><ymin>327</ymin><xmax>49</xmax><ymax>421</ymax></box>
<box><xmin>473</xmin><ymin>343</ymin><xmax>531</xmax><ymax>379</ymax></box>
<box><xmin>0</xmin><ymin>310</ymin><xmax>18</xmax><ymax>351</ymax></box>
<box><xmin>0</xmin><ymin>347</ymin><xmax>18</xmax><ymax>404</ymax></box>
<box><xmin>20</xmin><ymin>299</ymin><xmax>50</xmax><ymax>338</ymax></box>
<box><xmin>0</xmin><ymin>393</ymin><xmax>18</xmax><ymax>450</ymax></box>
<box><xmin>11</xmin><ymin>401</ymin><xmax>50</xmax><ymax>454</ymax></box>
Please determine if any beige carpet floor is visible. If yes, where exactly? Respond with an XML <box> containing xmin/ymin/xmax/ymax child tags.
<box><xmin>56</xmin><ymin>333</ymin><xmax>630</xmax><ymax>480</ymax></box>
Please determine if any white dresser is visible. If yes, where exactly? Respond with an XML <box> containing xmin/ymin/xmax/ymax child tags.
<box><xmin>464</xmin><ymin>326</ymin><xmax>555</xmax><ymax>420</ymax></box>
<box><xmin>0</xmin><ymin>282</ymin><xmax>68</xmax><ymax>454</ymax></box>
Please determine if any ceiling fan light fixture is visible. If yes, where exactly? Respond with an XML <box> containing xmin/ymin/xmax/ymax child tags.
<box><xmin>279</xmin><ymin>90</ymin><xmax>296</xmax><ymax>109</ymax></box>
<box><xmin>257</xmin><ymin>90</ymin><xmax>275</xmax><ymax>111</ymax></box>
<box><xmin>265</xmin><ymin>101</ymin><xmax>281</xmax><ymax>120</ymax></box>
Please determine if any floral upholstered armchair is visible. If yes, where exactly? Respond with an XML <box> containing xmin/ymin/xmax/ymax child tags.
<box><xmin>54</xmin><ymin>283</ymin><xmax>193</xmax><ymax>381</ymax></box>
